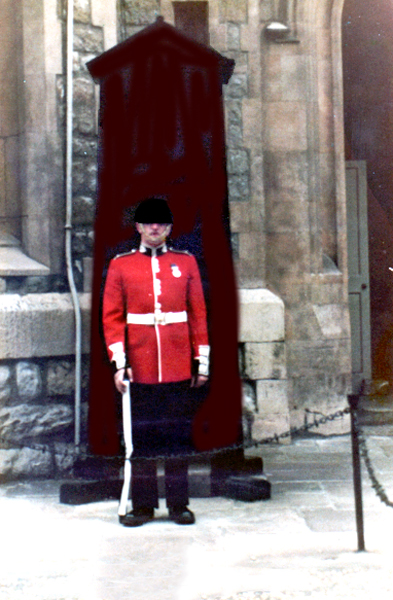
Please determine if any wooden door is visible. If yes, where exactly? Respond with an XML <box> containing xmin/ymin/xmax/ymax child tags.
<box><xmin>346</xmin><ymin>160</ymin><xmax>372</xmax><ymax>392</ymax></box>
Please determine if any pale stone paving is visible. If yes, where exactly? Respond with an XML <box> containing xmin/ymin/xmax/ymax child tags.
<box><xmin>1</xmin><ymin>434</ymin><xmax>393</xmax><ymax>599</ymax></box>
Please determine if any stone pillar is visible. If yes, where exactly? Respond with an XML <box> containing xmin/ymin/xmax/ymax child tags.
<box><xmin>0</xmin><ymin>0</ymin><xmax>23</xmax><ymax>240</ymax></box>
<box><xmin>239</xmin><ymin>289</ymin><xmax>290</xmax><ymax>442</ymax></box>
<box><xmin>19</xmin><ymin>0</ymin><xmax>63</xmax><ymax>271</ymax></box>
<box><xmin>261</xmin><ymin>0</ymin><xmax>352</xmax><ymax>432</ymax></box>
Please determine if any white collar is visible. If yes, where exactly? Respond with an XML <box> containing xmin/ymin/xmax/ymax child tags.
<box><xmin>139</xmin><ymin>242</ymin><xmax>167</xmax><ymax>257</ymax></box>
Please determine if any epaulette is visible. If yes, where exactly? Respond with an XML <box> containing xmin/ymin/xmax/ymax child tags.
<box><xmin>113</xmin><ymin>249</ymin><xmax>137</xmax><ymax>260</ymax></box>
<box><xmin>169</xmin><ymin>248</ymin><xmax>192</xmax><ymax>256</ymax></box>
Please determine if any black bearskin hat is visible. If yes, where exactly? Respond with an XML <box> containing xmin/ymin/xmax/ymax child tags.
<box><xmin>134</xmin><ymin>197</ymin><xmax>173</xmax><ymax>224</ymax></box>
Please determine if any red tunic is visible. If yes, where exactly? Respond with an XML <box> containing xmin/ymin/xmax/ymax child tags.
<box><xmin>102</xmin><ymin>245</ymin><xmax>209</xmax><ymax>384</ymax></box>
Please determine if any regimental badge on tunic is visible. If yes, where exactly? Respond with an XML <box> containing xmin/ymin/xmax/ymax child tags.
<box><xmin>171</xmin><ymin>264</ymin><xmax>182</xmax><ymax>278</ymax></box>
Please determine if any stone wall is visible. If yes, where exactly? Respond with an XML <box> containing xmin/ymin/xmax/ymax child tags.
<box><xmin>0</xmin><ymin>292</ymin><xmax>92</xmax><ymax>480</ymax></box>
<box><xmin>0</xmin><ymin>0</ymin><xmax>354</xmax><ymax>480</ymax></box>
<box><xmin>0</xmin><ymin>356</ymin><xmax>90</xmax><ymax>480</ymax></box>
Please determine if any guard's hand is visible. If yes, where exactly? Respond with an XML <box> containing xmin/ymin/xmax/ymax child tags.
<box><xmin>191</xmin><ymin>375</ymin><xmax>208</xmax><ymax>388</ymax></box>
<box><xmin>114</xmin><ymin>368</ymin><xmax>133</xmax><ymax>394</ymax></box>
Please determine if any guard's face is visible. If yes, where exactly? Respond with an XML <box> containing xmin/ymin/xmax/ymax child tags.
<box><xmin>136</xmin><ymin>222</ymin><xmax>172</xmax><ymax>247</ymax></box>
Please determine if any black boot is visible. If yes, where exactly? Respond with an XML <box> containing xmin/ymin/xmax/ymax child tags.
<box><xmin>168</xmin><ymin>506</ymin><xmax>195</xmax><ymax>525</ymax></box>
<box><xmin>119</xmin><ymin>507</ymin><xmax>154</xmax><ymax>527</ymax></box>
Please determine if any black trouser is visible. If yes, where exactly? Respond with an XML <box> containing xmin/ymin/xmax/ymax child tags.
<box><xmin>129</xmin><ymin>380</ymin><xmax>194</xmax><ymax>510</ymax></box>
<box><xmin>131</xmin><ymin>457</ymin><xmax>189</xmax><ymax>510</ymax></box>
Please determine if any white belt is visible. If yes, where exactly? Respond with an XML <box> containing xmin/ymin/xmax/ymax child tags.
<box><xmin>127</xmin><ymin>310</ymin><xmax>188</xmax><ymax>326</ymax></box>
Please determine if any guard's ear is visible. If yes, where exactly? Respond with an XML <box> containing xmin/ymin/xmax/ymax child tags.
<box><xmin>135</xmin><ymin>222</ymin><xmax>143</xmax><ymax>235</ymax></box>
<box><xmin>165</xmin><ymin>224</ymin><xmax>173</xmax><ymax>236</ymax></box>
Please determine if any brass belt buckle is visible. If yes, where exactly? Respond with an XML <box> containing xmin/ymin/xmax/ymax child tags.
<box><xmin>154</xmin><ymin>310</ymin><xmax>166</xmax><ymax>325</ymax></box>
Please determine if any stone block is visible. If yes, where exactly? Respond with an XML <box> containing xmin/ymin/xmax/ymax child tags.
<box><xmin>256</xmin><ymin>380</ymin><xmax>289</xmax><ymax>416</ymax></box>
<box><xmin>227</xmin><ymin>149</ymin><xmax>249</xmax><ymax>174</ymax></box>
<box><xmin>242</xmin><ymin>380</ymin><xmax>256</xmax><ymax>412</ymax></box>
<box><xmin>220</xmin><ymin>0</ymin><xmax>247</xmax><ymax>23</ymax></box>
<box><xmin>264</xmin><ymin>103</ymin><xmax>307</xmax><ymax>152</ymax></box>
<box><xmin>73</xmin><ymin>136</ymin><xmax>97</xmax><ymax>157</ymax></box>
<box><xmin>310</xmin><ymin>277</ymin><xmax>344</xmax><ymax>305</ymax></box>
<box><xmin>251</xmin><ymin>380</ymin><xmax>291</xmax><ymax>444</ymax></box>
<box><xmin>264</xmin><ymin>150</ymin><xmax>309</xmax><ymax>194</ymax></box>
<box><xmin>290</xmin><ymin>402</ymin><xmax>351</xmax><ymax>437</ymax></box>
<box><xmin>252</xmin><ymin>414</ymin><xmax>291</xmax><ymax>444</ymax></box>
<box><xmin>4</xmin><ymin>136</ymin><xmax>21</xmax><ymax>221</ymax></box>
<box><xmin>239</xmin><ymin>288</ymin><xmax>285</xmax><ymax>342</ymax></box>
<box><xmin>0</xmin><ymin>365</ymin><xmax>11</xmax><ymax>405</ymax></box>
<box><xmin>265</xmin><ymin>231</ymin><xmax>311</xmax><ymax>288</ymax></box>
<box><xmin>244</xmin><ymin>342</ymin><xmax>286</xmax><ymax>380</ymax></box>
<box><xmin>91</xmin><ymin>0</ymin><xmax>117</xmax><ymax>50</ymax></box>
<box><xmin>209</xmin><ymin>23</ymin><xmax>227</xmax><ymax>51</ymax></box>
<box><xmin>0</xmin><ymin>247</ymin><xmax>50</xmax><ymax>277</ymax></box>
<box><xmin>0</xmin><ymin>293</ymin><xmax>92</xmax><ymax>359</ymax></box>
<box><xmin>242</xmin><ymin>99</ymin><xmax>262</xmax><ymax>147</ymax></box>
<box><xmin>227</xmin><ymin>22</ymin><xmax>241</xmax><ymax>49</ymax></box>
<box><xmin>0</xmin><ymin>447</ymin><xmax>53</xmax><ymax>480</ymax></box>
<box><xmin>47</xmin><ymin>360</ymin><xmax>75</xmax><ymax>396</ymax></box>
<box><xmin>54</xmin><ymin>442</ymin><xmax>75</xmax><ymax>473</ymax></box>
<box><xmin>0</xmin><ymin>76</ymin><xmax>19</xmax><ymax>137</ymax></box>
<box><xmin>285</xmin><ymin>304</ymin><xmax>325</xmax><ymax>341</ymax></box>
<box><xmin>280</xmin><ymin>55</ymin><xmax>307</xmax><ymax>102</ymax></box>
<box><xmin>123</xmin><ymin>0</ymin><xmax>159</xmax><ymax>25</ymax></box>
<box><xmin>238</xmin><ymin>231</ymin><xmax>265</xmax><ymax>283</ymax></box>
<box><xmin>72</xmin><ymin>228</ymin><xmax>95</xmax><ymax>255</ymax></box>
<box><xmin>288</xmin><ymin>339</ymin><xmax>352</xmax><ymax>379</ymax></box>
<box><xmin>24</xmin><ymin>276</ymin><xmax>51</xmax><ymax>294</ymax></box>
<box><xmin>262</xmin><ymin>53</ymin><xmax>282</xmax><ymax>102</ymax></box>
<box><xmin>229</xmin><ymin>200</ymin><xmax>251</xmax><ymax>232</ymax></box>
<box><xmin>226</xmin><ymin>121</ymin><xmax>243</xmax><ymax>148</ymax></box>
<box><xmin>249</xmin><ymin>153</ymin><xmax>264</xmax><ymax>204</ymax></box>
<box><xmin>230</xmin><ymin>233</ymin><xmax>239</xmax><ymax>259</ymax></box>
<box><xmin>73</xmin><ymin>195</ymin><xmax>95</xmax><ymax>225</ymax></box>
<box><xmin>265</xmin><ymin>188</ymin><xmax>310</xmax><ymax>232</ymax></box>
<box><xmin>74</xmin><ymin>0</ymin><xmax>90</xmax><ymax>23</ymax></box>
<box><xmin>228</xmin><ymin>173</ymin><xmax>249</xmax><ymax>201</ymax></box>
<box><xmin>0</xmin><ymin>140</ymin><xmax>5</xmax><ymax>213</ymax></box>
<box><xmin>312</xmin><ymin>304</ymin><xmax>351</xmax><ymax>339</ymax></box>
<box><xmin>73</xmin><ymin>77</ymin><xmax>96</xmax><ymax>134</ymax></box>
<box><xmin>83</xmin><ymin>257</ymin><xmax>94</xmax><ymax>293</ymax></box>
<box><xmin>259</xmin><ymin>1</ymin><xmax>273</xmax><ymax>21</ymax></box>
<box><xmin>225</xmin><ymin>100</ymin><xmax>242</xmax><ymax>131</ymax></box>
<box><xmin>224</xmin><ymin>73</ymin><xmax>248</xmax><ymax>99</ymax></box>
<box><xmin>0</xmin><ymin>404</ymin><xmax>73</xmax><ymax>443</ymax></box>
<box><xmin>73</xmin><ymin>24</ymin><xmax>104</xmax><ymax>54</ymax></box>
<box><xmin>291</xmin><ymin>372</ymin><xmax>352</xmax><ymax>409</ymax></box>
<box><xmin>72</xmin><ymin>156</ymin><xmax>98</xmax><ymax>195</ymax></box>
<box><xmin>16</xmin><ymin>362</ymin><xmax>42</xmax><ymax>401</ymax></box>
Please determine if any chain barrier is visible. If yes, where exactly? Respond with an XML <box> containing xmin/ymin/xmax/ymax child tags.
<box><xmin>354</xmin><ymin>410</ymin><xmax>393</xmax><ymax>508</ymax></box>
<box><xmin>0</xmin><ymin>406</ymin><xmax>351</xmax><ymax>462</ymax></box>
<box><xmin>2</xmin><ymin>402</ymin><xmax>393</xmax><ymax>509</ymax></box>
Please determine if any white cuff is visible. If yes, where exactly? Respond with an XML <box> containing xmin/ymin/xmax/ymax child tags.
<box><xmin>196</xmin><ymin>345</ymin><xmax>210</xmax><ymax>377</ymax></box>
<box><xmin>109</xmin><ymin>342</ymin><xmax>126</xmax><ymax>370</ymax></box>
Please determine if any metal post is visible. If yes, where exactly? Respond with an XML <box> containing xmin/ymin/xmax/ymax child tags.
<box><xmin>348</xmin><ymin>394</ymin><xmax>366</xmax><ymax>552</ymax></box>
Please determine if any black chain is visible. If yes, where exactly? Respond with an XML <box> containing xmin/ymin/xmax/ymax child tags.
<box><xmin>3</xmin><ymin>403</ymin><xmax>392</xmax><ymax>510</ymax></box>
<box><xmin>354</xmin><ymin>411</ymin><xmax>393</xmax><ymax>508</ymax></box>
<box><xmin>0</xmin><ymin>406</ymin><xmax>351</xmax><ymax>462</ymax></box>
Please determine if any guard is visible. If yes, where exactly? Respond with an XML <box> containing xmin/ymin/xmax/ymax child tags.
<box><xmin>102</xmin><ymin>197</ymin><xmax>209</xmax><ymax>526</ymax></box>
